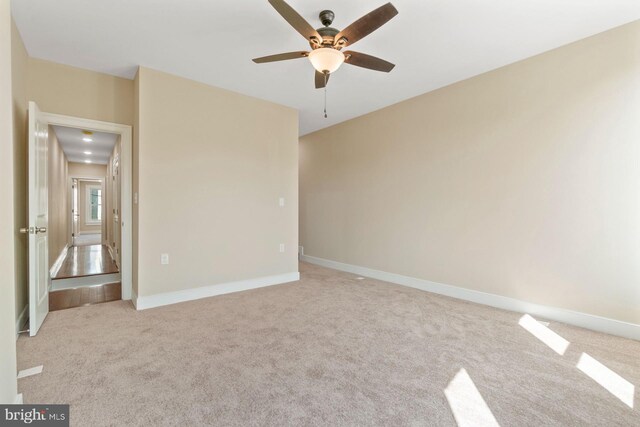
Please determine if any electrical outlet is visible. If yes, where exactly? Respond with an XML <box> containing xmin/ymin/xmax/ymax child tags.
<box><xmin>279</xmin><ymin>197</ymin><xmax>285</xmax><ymax>207</ymax></box>
<box><xmin>161</xmin><ymin>253</ymin><xmax>169</xmax><ymax>265</ymax></box>
<box><xmin>279</xmin><ymin>243</ymin><xmax>285</xmax><ymax>253</ymax></box>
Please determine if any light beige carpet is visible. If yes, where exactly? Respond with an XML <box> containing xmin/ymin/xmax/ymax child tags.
<box><xmin>17</xmin><ymin>262</ymin><xmax>640</xmax><ymax>426</ymax></box>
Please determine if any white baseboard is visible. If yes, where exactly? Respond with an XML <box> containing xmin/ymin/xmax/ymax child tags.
<box><xmin>49</xmin><ymin>244</ymin><xmax>69</xmax><ymax>277</ymax></box>
<box><xmin>15</xmin><ymin>304</ymin><xmax>28</xmax><ymax>340</ymax></box>
<box><xmin>135</xmin><ymin>272</ymin><xmax>300</xmax><ymax>310</ymax></box>
<box><xmin>106</xmin><ymin>245</ymin><xmax>120</xmax><ymax>269</ymax></box>
<box><xmin>301</xmin><ymin>255</ymin><xmax>640</xmax><ymax>341</ymax></box>
<box><xmin>131</xmin><ymin>289</ymin><xmax>138</xmax><ymax>309</ymax></box>
<box><xmin>50</xmin><ymin>273</ymin><xmax>121</xmax><ymax>291</ymax></box>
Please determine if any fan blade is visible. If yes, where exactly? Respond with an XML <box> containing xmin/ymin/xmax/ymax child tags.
<box><xmin>344</xmin><ymin>51</ymin><xmax>395</xmax><ymax>72</ymax></box>
<box><xmin>268</xmin><ymin>0</ymin><xmax>322</xmax><ymax>44</ymax></box>
<box><xmin>334</xmin><ymin>3</ymin><xmax>398</xmax><ymax>47</ymax></box>
<box><xmin>315</xmin><ymin>71</ymin><xmax>330</xmax><ymax>89</ymax></box>
<box><xmin>253</xmin><ymin>51</ymin><xmax>309</xmax><ymax>63</ymax></box>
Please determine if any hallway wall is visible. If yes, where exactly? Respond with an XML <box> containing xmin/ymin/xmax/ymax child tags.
<box><xmin>48</xmin><ymin>128</ymin><xmax>69</xmax><ymax>266</ymax></box>
<box><xmin>68</xmin><ymin>162</ymin><xmax>107</xmax><ymax>179</ymax></box>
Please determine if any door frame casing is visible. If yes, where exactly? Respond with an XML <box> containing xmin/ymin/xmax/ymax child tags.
<box><xmin>43</xmin><ymin>112</ymin><xmax>133</xmax><ymax>300</ymax></box>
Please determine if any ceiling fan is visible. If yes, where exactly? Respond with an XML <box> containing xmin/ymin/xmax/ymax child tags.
<box><xmin>253</xmin><ymin>0</ymin><xmax>398</xmax><ymax>90</ymax></box>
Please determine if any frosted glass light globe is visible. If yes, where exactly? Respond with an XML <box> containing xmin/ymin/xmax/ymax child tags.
<box><xmin>308</xmin><ymin>48</ymin><xmax>345</xmax><ymax>74</ymax></box>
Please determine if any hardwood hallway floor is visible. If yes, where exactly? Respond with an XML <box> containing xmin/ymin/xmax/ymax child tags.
<box><xmin>49</xmin><ymin>282</ymin><xmax>121</xmax><ymax>312</ymax></box>
<box><xmin>53</xmin><ymin>244</ymin><xmax>119</xmax><ymax>279</ymax></box>
<box><xmin>50</xmin><ymin>244</ymin><xmax>121</xmax><ymax>311</ymax></box>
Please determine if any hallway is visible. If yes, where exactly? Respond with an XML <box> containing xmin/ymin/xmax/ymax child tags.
<box><xmin>50</xmin><ymin>244</ymin><xmax>121</xmax><ymax>311</ymax></box>
<box><xmin>53</xmin><ymin>244</ymin><xmax>119</xmax><ymax>280</ymax></box>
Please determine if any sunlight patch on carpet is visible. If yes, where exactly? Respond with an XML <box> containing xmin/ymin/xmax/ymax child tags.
<box><xmin>444</xmin><ymin>368</ymin><xmax>500</xmax><ymax>427</ymax></box>
<box><xmin>519</xmin><ymin>314</ymin><xmax>569</xmax><ymax>355</ymax></box>
<box><xmin>577</xmin><ymin>353</ymin><xmax>634</xmax><ymax>408</ymax></box>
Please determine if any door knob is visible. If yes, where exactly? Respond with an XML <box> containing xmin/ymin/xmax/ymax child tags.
<box><xmin>19</xmin><ymin>227</ymin><xmax>29</xmax><ymax>234</ymax></box>
<box><xmin>35</xmin><ymin>227</ymin><xmax>47</xmax><ymax>234</ymax></box>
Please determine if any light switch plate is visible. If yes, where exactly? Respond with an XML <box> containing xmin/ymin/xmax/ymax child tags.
<box><xmin>161</xmin><ymin>253</ymin><xmax>169</xmax><ymax>265</ymax></box>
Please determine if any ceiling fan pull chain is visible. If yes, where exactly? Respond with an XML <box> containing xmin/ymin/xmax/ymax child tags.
<box><xmin>324</xmin><ymin>73</ymin><xmax>328</xmax><ymax>118</ymax></box>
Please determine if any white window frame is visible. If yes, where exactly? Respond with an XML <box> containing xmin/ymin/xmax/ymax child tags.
<box><xmin>85</xmin><ymin>183</ymin><xmax>103</xmax><ymax>225</ymax></box>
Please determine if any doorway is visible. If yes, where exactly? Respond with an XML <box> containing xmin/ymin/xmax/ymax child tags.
<box><xmin>25</xmin><ymin>102</ymin><xmax>132</xmax><ymax>335</ymax></box>
<box><xmin>48</xmin><ymin>126</ymin><xmax>123</xmax><ymax>310</ymax></box>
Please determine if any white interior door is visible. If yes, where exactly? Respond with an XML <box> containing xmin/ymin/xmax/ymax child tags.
<box><xmin>71</xmin><ymin>178</ymin><xmax>78</xmax><ymax>245</ymax></box>
<box><xmin>27</xmin><ymin>101</ymin><xmax>49</xmax><ymax>336</ymax></box>
<box><xmin>112</xmin><ymin>154</ymin><xmax>120</xmax><ymax>266</ymax></box>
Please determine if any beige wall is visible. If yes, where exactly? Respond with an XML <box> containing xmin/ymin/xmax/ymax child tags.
<box><xmin>300</xmin><ymin>21</ymin><xmax>640</xmax><ymax>325</ymax></box>
<box><xmin>48</xmin><ymin>128</ymin><xmax>69</xmax><ymax>265</ymax></box>
<box><xmin>68</xmin><ymin>161</ymin><xmax>107</xmax><ymax>179</ymax></box>
<box><xmin>11</xmin><ymin>17</ymin><xmax>28</xmax><ymax>327</ymax></box>
<box><xmin>27</xmin><ymin>58</ymin><xmax>134</xmax><ymax>125</ymax></box>
<box><xmin>136</xmin><ymin>67</ymin><xmax>298</xmax><ymax>297</ymax></box>
<box><xmin>2</xmin><ymin>0</ymin><xmax>18</xmax><ymax>403</ymax></box>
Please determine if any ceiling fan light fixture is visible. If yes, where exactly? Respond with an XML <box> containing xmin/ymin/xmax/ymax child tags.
<box><xmin>308</xmin><ymin>48</ymin><xmax>345</xmax><ymax>74</ymax></box>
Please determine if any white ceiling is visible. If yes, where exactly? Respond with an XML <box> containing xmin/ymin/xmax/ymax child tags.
<box><xmin>13</xmin><ymin>1</ymin><xmax>640</xmax><ymax>135</ymax></box>
<box><xmin>52</xmin><ymin>125</ymin><xmax>117</xmax><ymax>165</ymax></box>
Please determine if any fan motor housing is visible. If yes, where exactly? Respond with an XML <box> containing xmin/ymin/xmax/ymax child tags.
<box><xmin>313</xmin><ymin>27</ymin><xmax>338</xmax><ymax>48</ymax></box>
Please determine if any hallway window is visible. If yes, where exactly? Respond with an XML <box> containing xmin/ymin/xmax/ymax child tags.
<box><xmin>87</xmin><ymin>185</ymin><xmax>102</xmax><ymax>223</ymax></box>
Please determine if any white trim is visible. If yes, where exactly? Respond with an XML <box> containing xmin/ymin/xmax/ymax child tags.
<box><xmin>14</xmin><ymin>394</ymin><xmax>23</xmax><ymax>404</ymax></box>
<box><xmin>15</xmin><ymin>304</ymin><xmax>28</xmax><ymax>340</ymax></box>
<box><xmin>77</xmin><ymin>231</ymin><xmax>101</xmax><ymax>236</ymax></box>
<box><xmin>301</xmin><ymin>255</ymin><xmax>640</xmax><ymax>341</ymax></box>
<box><xmin>17</xmin><ymin>365</ymin><xmax>43</xmax><ymax>379</ymax></box>
<box><xmin>135</xmin><ymin>272</ymin><xmax>300</xmax><ymax>310</ymax></box>
<box><xmin>42</xmin><ymin>112</ymin><xmax>133</xmax><ymax>301</ymax></box>
<box><xmin>131</xmin><ymin>289</ymin><xmax>138</xmax><ymax>309</ymax></box>
<box><xmin>49</xmin><ymin>244</ymin><xmax>69</xmax><ymax>277</ymax></box>
<box><xmin>106</xmin><ymin>244</ymin><xmax>118</xmax><ymax>268</ymax></box>
<box><xmin>50</xmin><ymin>273</ymin><xmax>121</xmax><ymax>291</ymax></box>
